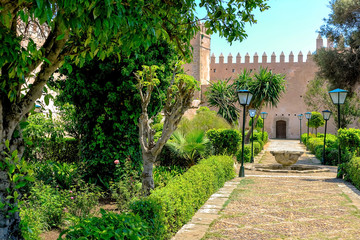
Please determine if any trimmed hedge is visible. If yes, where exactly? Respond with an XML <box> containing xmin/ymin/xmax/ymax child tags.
<box><xmin>206</xmin><ymin>129</ymin><xmax>241</xmax><ymax>155</ymax></box>
<box><xmin>236</xmin><ymin>144</ymin><xmax>251</xmax><ymax>163</ymax></box>
<box><xmin>65</xmin><ymin>155</ymin><xmax>235</xmax><ymax>239</ymax></box>
<box><xmin>344</xmin><ymin>157</ymin><xmax>360</xmax><ymax>190</ymax></box>
<box><xmin>130</xmin><ymin>155</ymin><xmax>236</xmax><ymax>239</ymax></box>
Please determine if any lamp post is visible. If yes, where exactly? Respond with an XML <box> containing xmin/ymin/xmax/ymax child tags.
<box><xmin>298</xmin><ymin>114</ymin><xmax>303</xmax><ymax>143</ymax></box>
<box><xmin>260</xmin><ymin>112</ymin><xmax>268</xmax><ymax>142</ymax></box>
<box><xmin>237</xmin><ymin>90</ymin><xmax>253</xmax><ymax>177</ymax></box>
<box><xmin>321</xmin><ymin>110</ymin><xmax>332</xmax><ymax>165</ymax></box>
<box><xmin>305</xmin><ymin>112</ymin><xmax>312</xmax><ymax>149</ymax></box>
<box><xmin>249</xmin><ymin>109</ymin><xmax>256</xmax><ymax>163</ymax></box>
<box><xmin>329</xmin><ymin>88</ymin><xmax>348</xmax><ymax>169</ymax></box>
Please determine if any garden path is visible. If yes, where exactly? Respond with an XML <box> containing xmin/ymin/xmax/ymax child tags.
<box><xmin>173</xmin><ymin>139</ymin><xmax>360</xmax><ymax>240</ymax></box>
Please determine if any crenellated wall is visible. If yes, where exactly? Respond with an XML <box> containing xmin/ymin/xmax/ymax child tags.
<box><xmin>185</xmin><ymin>32</ymin><xmax>347</xmax><ymax>139</ymax></box>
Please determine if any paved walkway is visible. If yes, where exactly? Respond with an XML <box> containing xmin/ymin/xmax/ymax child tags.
<box><xmin>173</xmin><ymin>140</ymin><xmax>360</xmax><ymax>240</ymax></box>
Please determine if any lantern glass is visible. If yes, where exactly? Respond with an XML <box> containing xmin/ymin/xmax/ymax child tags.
<box><xmin>329</xmin><ymin>88</ymin><xmax>348</xmax><ymax>104</ymax></box>
<box><xmin>260</xmin><ymin>112</ymin><xmax>268</xmax><ymax>119</ymax></box>
<box><xmin>237</xmin><ymin>90</ymin><xmax>253</xmax><ymax>105</ymax></box>
<box><xmin>322</xmin><ymin>110</ymin><xmax>332</xmax><ymax>120</ymax></box>
<box><xmin>249</xmin><ymin>109</ymin><xmax>256</xmax><ymax>118</ymax></box>
<box><xmin>305</xmin><ymin>112</ymin><xmax>312</xmax><ymax>119</ymax></box>
<box><xmin>298</xmin><ymin>114</ymin><xmax>303</xmax><ymax>120</ymax></box>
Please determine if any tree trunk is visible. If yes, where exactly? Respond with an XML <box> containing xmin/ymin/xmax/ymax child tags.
<box><xmin>141</xmin><ymin>152</ymin><xmax>155</xmax><ymax>196</ymax></box>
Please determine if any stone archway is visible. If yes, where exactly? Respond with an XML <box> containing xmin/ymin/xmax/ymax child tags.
<box><xmin>276</xmin><ymin>120</ymin><xmax>286</xmax><ymax>139</ymax></box>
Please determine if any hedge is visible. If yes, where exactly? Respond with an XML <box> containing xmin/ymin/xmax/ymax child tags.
<box><xmin>206</xmin><ymin>129</ymin><xmax>241</xmax><ymax>155</ymax></box>
<box><xmin>64</xmin><ymin>155</ymin><xmax>236</xmax><ymax>239</ymax></box>
<box><xmin>344</xmin><ymin>157</ymin><xmax>360</xmax><ymax>190</ymax></box>
<box><xmin>130</xmin><ymin>155</ymin><xmax>236</xmax><ymax>239</ymax></box>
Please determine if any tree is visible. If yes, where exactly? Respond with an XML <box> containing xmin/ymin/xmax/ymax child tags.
<box><xmin>0</xmin><ymin>1</ymin><xmax>269</xmax><ymax>237</ymax></box>
<box><xmin>205</xmin><ymin>79</ymin><xmax>239</xmax><ymax>124</ymax></box>
<box><xmin>304</xmin><ymin>78</ymin><xmax>360</xmax><ymax>128</ymax></box>
<box><xmin>51</xmin><ymin>41</ymin><xmax>178</xmax><ymax>184</ymax></box>
<box><xmin>316</xmin><ymin>0</ymin><xmax>360</xmax><ymax>91</ymax></box>
<box><xmin>135</xmin><ymin>64</ymin><xmax>199</xmax><ymax>195</ymax></box>
<box><xmin>307</xmin><ymin>111</ymin><xmax>325</xmax><ymax>136</ymax></box>
<box><xmin>234</xmin><ymin>67</ymin><xmax>286</xmax><ymax>143</ymax></box>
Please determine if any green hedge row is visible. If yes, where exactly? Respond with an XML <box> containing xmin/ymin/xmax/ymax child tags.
<box><xmin>63</xmin><ymin>155</ymin><xmax>236</xmax><ymax>239</ymax></box>
<box><xmin>206</xmin><ymin>129</ymin><xmax>241</xmax><ymax>155</ymax></box>
<box><xmin>344</xmin><ymin>157</ymin><xmax>360</xmax><ymax>190</ymax></box>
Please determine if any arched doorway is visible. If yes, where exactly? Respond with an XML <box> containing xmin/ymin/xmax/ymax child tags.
<box><xmin>276</xmin><ymin>120</ymin><xmax>286</xmax><ymax>139</ymax></box>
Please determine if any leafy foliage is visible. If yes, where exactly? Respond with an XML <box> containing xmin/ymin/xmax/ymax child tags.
<box><xmin>205</xmin><ymin>79</ymin><xmax>239</xmax><ymax>123</ymax></box>
<box><xmin>338</xmin><ymin>128</ymin><xmax>360</xmax><ymax>155</ymax></box>
<box><xmin>206</xmin><ymin>129</ymin><xmax>241</xmax><ymax>155</ymax></box>
<box><xmin>317</xmin><ymin>0</ymin><xmax>360</xmax><ymax>90</ymax></box>
<box><xmin>304</xmin><ymin>78</ymin><xmax>360</xmax><ymax>128</ymax></box>
<box><xmin>166</xmin><ymin>130</ymin><xmax>210</xmax><ymax>167</ymax></box>
<box><xmin>307</xmin><ymin>111</ymin><xmax>325</xmax><ymax>136</ymax></box>
<box><xmin>53</xmin><ymin>41</ymin><xmax>178</xmax><ymax>183</ymax></box>
<box><xmin>130</xmin><ymin>155</ymin><xmax>236</xmax><ymax>239</ymax></box>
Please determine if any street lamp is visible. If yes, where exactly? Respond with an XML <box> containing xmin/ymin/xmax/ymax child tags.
<box><xmin>260</xmin><ymin>112</ymin><xmax>268</xmax><ymax>142</ymax></box>
<box><xmin>237</xmin><ymin>90</ymin><xmax>253</xmax><ymax>177</ymax></box>
<box><xmin>249</xmin><ymin>109</ymin><xmax>256</xmax><ymax>163</ymax></box>
<box><xmin>329</xmin><ymin>88</ymin><xmax>348</xmax><ymax>169</ymax></box>
<box><xmin>321</xmin><ymin>110</ymin><xmax>332</xmax><ymax>165</ymax></box>
<box><xmin>305</xmin><ymin>112</ymin><xmax>312</xmax><ymax>148</ymax></box>
<box><xmin>298</xmin><ymin>114</ymin><xmax>303</xmax><ymax>143</ymax></box>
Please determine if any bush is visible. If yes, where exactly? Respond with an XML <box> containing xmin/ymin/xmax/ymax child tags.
<box><xmin>307</xmin><ymin>137</ymin><xmax>324</xmax><ymax>154</ymax></box>
<box><xmin>20</xmin><ymin>206</ymin><xmax>49</xmax><ymax>240</ymax></box>
<box><xmin>61</xmin><ymin>209</ymin><xmax>147</xmax><ymax>240</ymax></box>
<box><xmin>338</xmin><ymin>128</ymin><xmax>360</xmax><ymax>155</ymax></box>
<box><xmin>178</xmin><ymin>107</ymin><xmax>231</xmax><ymax>134</ymax></box>
<box><xmin>236</xmin><ymin>144</ymin><xmax>251</xmax><ymax>163</ymax></box>
<box><xmin>207</xmin><ymin>129</ymin><xmax>241</xmax><ymax>155</ymax></box>
<box><xmin>253</xmin><ymin>141</ymin><xmax>261</xmax><ymax>155</ymax></box>
<box><xmin>130</xmin><ymin>155</ymin><xmax>236</xmax><ymax>239</ymax></box>
<box><xmin>153</xmin><ymin>166</ymin><xmax>185</xmax><ymax>189</ymax></box>
<box><xmin>33</xmin><ymin>161</ymin><xmax>82</xmax><ymax>189</ymax></box>
<box><xmin>344</xmin><ymin>157</ymin><xmax>360</xmax><ymax>190</ymax></box>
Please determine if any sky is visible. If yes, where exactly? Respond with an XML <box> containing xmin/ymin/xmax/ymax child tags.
<box><xmin>200</xmin><ymin>0</ymin><xmax>332</xmax><ymax>63</ymax></box>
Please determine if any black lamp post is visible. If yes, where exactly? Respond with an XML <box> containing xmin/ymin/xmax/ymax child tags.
<box><xmin>237</xmin><ymin>90</ymin><xmax>253</xmax><ymax>177</ymax></box>
<box><xmin>329</xmin><ymin>88</ymin><xmax>348</xmax><ymax>169</ymax></box>
<box><xmin>321</xmin><ymin>110</ymin><xmax>332</xmax><ymax>165</ymax></box>
<box><xmin>305</xmin><ymin>112</ymin><xmax>312</xmax><ymax>148</ymax></box>
<box><xmin>249</xmin><ymin>109</ymin><xmax>256</xmax><ymax>163</ymax></box>
<box><xmin>298</xmin><ymin>114</ymin><xmax>303</xmax><ymax>143</ymax></box>
<box><xmin>260</xmin><ymin>112</ymin><xmax>268</xmax><ymax>142</ymax></box>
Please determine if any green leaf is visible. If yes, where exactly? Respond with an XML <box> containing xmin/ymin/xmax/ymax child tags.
<box><xmin>43</xmin><ymin>57</ymin><xmax>51</xmax><ymax>65</ymax></box>
<box><xmin>5</xmin><ymin>140</ymin><xmax>9</xmax><ymax>149</ymax></box>
<box><xmin>15</xmin><ymin>182</ymin><xmax>26</xmax><ymax>189</ymax></box>
<box><xmin>56</xmin><ymin>34</ymin><xmax>65</xmax><ymax>41</ymax></box>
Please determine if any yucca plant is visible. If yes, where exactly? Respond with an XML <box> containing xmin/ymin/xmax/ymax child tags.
<box><xmin>166</xmin><ymin>129</ymin><xmax>210</xmax><ymax>167</ymax></box>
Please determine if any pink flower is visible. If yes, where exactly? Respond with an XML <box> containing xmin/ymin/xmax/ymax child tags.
<box><xmin>71</xmin><ymin>197</ymin><xmax>74</xmax><ymax>200</ymax></box>
<box><xmin>114</xmin><ymin>160</ymin><xmax>120</xmax><ymax>165</ymax></box>
<box><xmin>69</xmin><ymin>190</ymin><xmax>73</xmax><ymax>193</ymax></box>
<box><xmin>63</xmin><ymin>208</ymin><xmax>67</xmax><ymax>211</ymax></box>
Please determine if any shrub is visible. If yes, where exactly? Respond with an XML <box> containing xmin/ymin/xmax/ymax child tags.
<box><xmin>178</xmin><ymin>107</ymin><xmax>231</xmax><ymax>134</ymax></box>
<box><xmin>33</xmin><ymin>161</ymin><xmax>82</xmax><ymax>189</ymax></box>
<box><xmin>307</xmin><ymin>137</ymin><xmax>323</xmax><ymax>153</ymax></box>
<box><xmin>20</xmin><ymin>206</ymin><xmax>49</xmax><ymax>240</ymax></box>
<box><xmin>344</xmin><ymin>157</ymin><xmax>360</xmax><ymax>190</ymax></box>
<box><xmin>153</xmin><ymin>166</ymin><xmax>185</xmax><ymax>189</ymax></box>
<box><xmin>207</xmin><ymin>129</ymin><xmax>241</xmax><ymax>155</ymax></box>
<box><xmin>338</xmin><ymin>128</ymin><xmax>360</xmax><ymax>155</ymax></box>
<box><xmin>61</xmin><ymin>209</ymin><xmax>147</xmax><ymax>239</ymax></box>
<box><xmin>236</xmin><ymin>144</ymin><xmax>251</xmax><ymax>163</ymax></box>
<box><xmin>252</xmin><ymin>141</ymin><xmax>261</xmax><ymax>155</ymax></box>
<box><xmin>130</xmin><ymin>155</ymin><xmax>235</xmax><ymax>239</ymax></box>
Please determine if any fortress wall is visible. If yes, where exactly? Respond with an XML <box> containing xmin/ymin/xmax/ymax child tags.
<box><xmin>206</xmin><ymin>52</ymin><xmax>339</xmax><ymax>139</ymax></box>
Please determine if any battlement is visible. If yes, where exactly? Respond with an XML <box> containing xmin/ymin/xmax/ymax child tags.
<box><xmin>211</xmin><ymin>51</ymin><xmax>313</xmax><ymax>64</ymax></box>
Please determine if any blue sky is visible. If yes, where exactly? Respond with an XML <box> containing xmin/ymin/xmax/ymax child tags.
<box><xmin>200</xmin><ymin>0</ymin><xmax>332</xmax><ymax>62</ymax></box>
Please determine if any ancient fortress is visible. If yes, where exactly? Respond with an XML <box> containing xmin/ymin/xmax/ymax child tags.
<box><xmin>184</xmin><ymin>26</ymin><xmax>337</xmax><ymax>139</ymax></box>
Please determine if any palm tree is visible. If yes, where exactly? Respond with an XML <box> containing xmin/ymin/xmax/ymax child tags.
<box><xmin>235</xmin><ymin>67</ymin><xmax>286</xmax><ymax>143</ymax></box>
<box><xmin>205</xmin><ymin>78</ymin><xmax>239</xmax><ymax>124</ymax></box>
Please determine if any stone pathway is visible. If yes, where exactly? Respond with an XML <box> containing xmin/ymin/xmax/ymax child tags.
<box><xmin>172</xmin><ymin>139</ymin><xmax>360</xmax><ymax>240</ymax></box>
